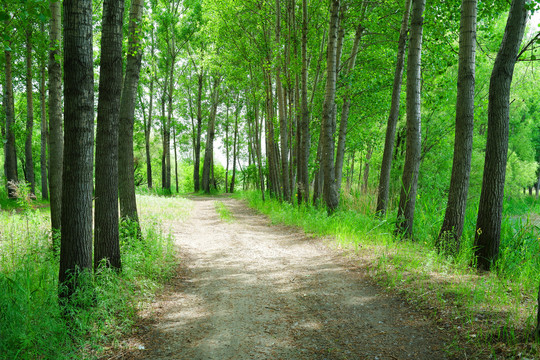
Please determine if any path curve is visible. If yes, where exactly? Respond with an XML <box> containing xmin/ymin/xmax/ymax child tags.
<box><xmin>123</xmin><ymin>196</ymin><xmax>450</xmax><ymax>359</ymax></box>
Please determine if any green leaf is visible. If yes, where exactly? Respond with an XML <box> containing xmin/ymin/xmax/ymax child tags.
<box><xmin>0</xmin><ymin>11</ymin><xmax>10</xmax><ymax>21</ymax></box>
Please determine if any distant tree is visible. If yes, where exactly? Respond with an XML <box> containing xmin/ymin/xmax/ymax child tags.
<box><xmin>59</xmin><ymin>0</ymin><xmax>95</xmax><ymax>298</ymax></box>
<box><xmin>474</xmin><ymin>0</ymin><xmax>528</xmax><ymax>271</ymax></box>
<box><xmin>94</xmin><ymin>0</ymin><xmax>125</xmax><ymax>270</ymax></box>
<box><xmin>25</xmin><ymin>27</ymin><xmax>36</xmax><ymax>196</ymax></box>
<box><xmin>202</xmin><ymin>75</ymin><xmax>221</xmax><ymax>193</ymax></box>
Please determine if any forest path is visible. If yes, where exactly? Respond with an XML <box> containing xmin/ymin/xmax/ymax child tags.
<box><xmin>122</xmin><ymin>196</ymin><xmax>450</xmax><ymax>360</ymax></box>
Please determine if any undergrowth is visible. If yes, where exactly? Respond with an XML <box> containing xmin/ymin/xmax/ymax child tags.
<box><xmin>240</xmin><ymin>189</ymin><xmax>540</xmax><ymax>358</ymax></box>
<box><xmin>0</xmin><ymin>192</ymin><xmax>180</xmax><ymax>359</ymax></box>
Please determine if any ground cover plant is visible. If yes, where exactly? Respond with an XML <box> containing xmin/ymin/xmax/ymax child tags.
<box><xmin>0</xmin><ymin>190</ymin><xmax>182</xmax><ymax>360</ymax></box>
<box><xmin>240</xmin><ymin>190</ymin><xmax>540</xmax><ymax>358</ymax></box>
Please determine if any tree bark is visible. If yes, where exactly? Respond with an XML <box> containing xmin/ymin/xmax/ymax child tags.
<box><xmin>202</xmin><ymin>76</ymin><xmax>221</xmax><ymax>193</ymax></box>
<box><xmin>437</xmin><ymin>0</ymin><xmax>477</xmax><ymax>255</ymax></box>
<box><xmin>230</xmin><ymin>102</ymin><xmax>239</xmax><ymax>193</ymax></box>
<box><xmin>297</xmin><ymin>0</ymin><xmax>310</xmax><ymax>205</ymax></box>
<box><xmin>275</xmin><ymin>0</ymin><xmax>290</xmax><ymax>202</ymax></box>
<box><xmin>25</xmin><ymin>29</ymin><xmax>36</xmax><ymax>196</ymax></box>
<box><xmin>118</xmin><ymin>0</ymin><xmax>144</xmax><ymax>223</ymax></box>
<box><xmin>335</xmin><ymin>15</ymin><xmax>366</xmax><ymax>192</ymax></box>
<box><xmin>321</xmin><ymin>0</ymin><xmax>341</xmax><ymax>213</ymax></box>
<box><xmin>194</xmin><ymin>69</ymin><xmax>204</xmax><ymax>192</ymax></box>
<box><xmin>40</xmin><ymin>27</ymin><xmax>49</xmax><ymax>201</ymax></box>
<box><xmin>376</xmin><ymin>0</ymin><xmax>412</xmax><ymax>216</ymax></box>
<box><xmin>145</xmin><ymin>28</ymin><xmax>155</xmax><ymax>190</ymax></box>
<box><xmin>474</xmin><ymin>0</ymin><xmax>527</xmax><ymax>271</ymax></box>
<box><xmin>59</xmin><ymin>0</ymin><xmax>95</xmax><ymax>298</ymax></box>
<box><xmin>396</xmin><ymin>0</ymin><xmax>425</xmax><ymax>238</ymax></box>
<box><xmin>48</xmin><ymin>0</ymin><xmax>63</xmax><ymax>232</ymax></box>
<box><xmin>94</xmin><ymin>0</ymin><xmax>124</xmax><ymax>270</ymax></box>
<box><xmin>4</xmin><ymin>48</ymin><xmax>18</xmax><ymax>198</ymax></box>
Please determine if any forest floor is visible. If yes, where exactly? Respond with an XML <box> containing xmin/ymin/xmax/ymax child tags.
<box><xmin>112</xmin><ymin>195</ymin><xmax>455</xmax><ymax>360</ymax></box>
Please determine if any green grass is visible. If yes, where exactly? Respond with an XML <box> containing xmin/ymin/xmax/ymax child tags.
<box><xmin>240</xmin><ymin>189</ymin><xmax>540</xmax><ymax>358</ymax></box>
<box><xmin>214</xmin><ymin>200</ymin><xmax>234</xmax><ymax>222</ymax></box>
<box><xmin>0</xmin><ymin>192</ymin><xmax>185</xmax><ymax>359</ymax></box>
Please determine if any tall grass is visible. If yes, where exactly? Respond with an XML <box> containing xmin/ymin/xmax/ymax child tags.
<box><xmin>241</xmin><ymin>189</ymin><xmax>540</xmax><ymax>357</ymax></box>
<box><xmin>0</xmin><ymin>193</ymin><xmax>182</xmax><ymax>359</ymax></box>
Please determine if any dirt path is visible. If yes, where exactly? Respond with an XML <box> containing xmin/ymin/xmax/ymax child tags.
<box><xmin>121</xmin><ymin>196</ymin><xmax>451</xmax><ymax>359</ymax></box>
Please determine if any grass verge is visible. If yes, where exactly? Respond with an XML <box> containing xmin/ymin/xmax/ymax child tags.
<box><xmin>0</xmin><ymin>194</ymin><xmax>185</xmax><ymax>359</ymax></box>
<box><xmin>240</xmin><ymin>190</ymin><xmax>540</xmax><ymax>359</ymax></box>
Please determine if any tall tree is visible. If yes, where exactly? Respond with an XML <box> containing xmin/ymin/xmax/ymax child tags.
<box><xmin>25</xmin><ymin>28</ymin><xmax>36</xmax><ymax>196</ymax></box>
<box><xmin>395</xmin><ymin>0</ymin><xmax>426</xmax><ymax>237</ymax></box>
<box><xmin>118</xmin><ymin>0</ymin><xmax>144</xmax><ymax>223</ymax></box>
<box><xmin>275</xmin><ymin>0</ymin><xmax>291</xmax><ymax>202</ymax></box>
<box><xmin>437</xmin><ymin>0</ymin><xmax>477</xmax><ymax>255</ymax></box>
<box><xmin>94</xmin><ymin>0</ymin><xmax>125</xmax><ymax>270</ymax></box>
<box><xmin>48</xmin><ymin>0</ymin><xmax>63</xmax><ymax>232</ymax></box>
<box><xmin>375</xmin><ymin>0</ymin><xmax>412</xmax><ymax>216</ymax></box>
<box><xmin>321</xmin><ymin>0</ymin><xmax>341</xmax><ymax>213</ymax></box>
<box><xmin>4</xmin><ymin>45</ymin><xmax>18</xmax><ymax>198</ymax></box>
<box><xmin>474</xmin><ymin>0</ymin><xmax>528</xmax><ymax>271</ymax></box>
<box><xmin>39</xmin><ymin>22</ymin><xmax>49</xmax><ymax>201</ymax></box>
<box><xmin>296</xmin><ymin>0</ymin><xmax>310</xmax><ymax>204</ymax></box>
<box><xmin>59</xmin><ymin>0</ymin><xmax>95</xmax><ymax>298</ymax></box>
<box><xmin>202</xmin><ymin>75</ymin><xmax>221</xmax><ymax>193</ymax></box>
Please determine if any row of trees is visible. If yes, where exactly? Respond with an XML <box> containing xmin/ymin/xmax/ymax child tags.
<box><xmin>2</xmin><ymin>0</ymin><xmax>539</xmax><ymax>301</ymax></box>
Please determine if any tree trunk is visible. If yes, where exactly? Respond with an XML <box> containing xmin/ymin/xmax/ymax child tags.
<box><xmin>321</xmin><ymin>0</ymin><xmax>341</xmax><ymax>213</ymax></box>
<box><xmin>94</xmin><ymin>0</ymin><xmax>124</xmax><ymax>271</ymax></box>
<box><xmin>225</xmin><ymin>104</ymin><xmax>230</xmax><ymax>192</ymax></box>
<box><xmin>174</xmin><ymin>126</ymin><xmax>178</xmax><ymax>193</ymax></box>
<box><xmin>145</xmin><ymin>28</ymin><xmax>155</xmax><ymax>190</ymax></box>
<box><xmin>275</xmin><ymin>0</ymin><xmax>290</xmax><ymax>202</ymax></box>
<box><xmin>118</xmin><ymin>0</ymin><xmax>144</xmax><ymax>223</ymax></box>
<box><xmin>297</xmin><ymin>0</ymin><xmax>310</xmax><ymax>205</ymax></box>
<box><xmin>59</xmin><ymin>0</ymin><xmax>94</xmax><ymax>298</ymax></box>
<box><xmin>474</xmin><ymin>0</ymin><xmax>527</xmax><ymax>271</ymax></box>
<box><xmin>376</xmin><ymin>0</ymin><xmax>412</xmax><ymax>216</ymax></box>
<box><xmin>335</xmin><ymin>15</ymin><xmax>366</xmax><ymax>192</ymax></box>
<box><xmin>362</xmin><ymin>145</ymin><xmax>372</xmax><ymax>193</ymax></box>
<box><xmin>48</xmin><ymin>0</ymin><xmax>62</xmax><ymax>232</ymax></box>
<box><xmin>437</xmin><ymin>0</ymin><xmax>477</xmax><ymax>255</ymax></box>
<box><xmin>4</xmin><ymin>48</ymin><xmax>18</xmax><ymax>198</ymax></box>
<box><xmin>25</xmin><ymin>29</ymin><xmax>36</xmax><ymax>196</ymax></box>
<box><xmin>230</xmin><ymin>103</ymin><xmax>239</xmax><ymax>193</ymax></box>
<box><xmin>202</xmin><ymin>76</ymin><xmax>221</xmax><ymax>193</ymax></box>
<box><xmin>194</xmin><ymin>69</ymin><xmax>204</xmax><ymax>192</ymax></box>
<box><xmin>39</xmin><ymin>22</ymin><xmax>49</xmax><ymax>201</ymax></box>
<box><xmin>396</xmin><ymin>0</ymin><xmax>425</xmax><ymax>237</ymax></box>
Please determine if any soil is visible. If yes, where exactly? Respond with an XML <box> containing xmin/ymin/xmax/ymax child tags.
<box><xmin>115</xmin><ymin>196</ymin><xmax>453</xmax><ymax>360</ymax></box>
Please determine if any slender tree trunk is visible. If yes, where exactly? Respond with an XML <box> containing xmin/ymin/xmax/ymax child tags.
<box><xmin>230</xmin><ymin>104</ymin><xmax>239</xmax><ymax>193</ymax></box>
<box><xmin>194</xmin><ymin>69</ymin><xmax>204</xmax><ymax>192</ymax></box>
<box><xmin>145</xmin><ymin>28</ymin><xmax>155</xmax><ymax>190</ymax></box>
<box><xmin>335</xmin><ymin>16</ymin><xmax>366</xmax><ymax>192</ymax></box>
<box><xmin>347</xmin><ymin>150</ymin><xmax>355</xmax><ymax>192</ymax></box>
<box><xmin>362</xmin><ymin>146</ymin><xmax>372</xmax><ymax>193</ymax></box>
<box><xmin>321</xmin><ymin>0</ymin><xmax>341</xmax><ymax>213</ymax></box>
<box><xmin>297</xmin><ymin>0</ymin><xmax>310</xmax><ymax>205</ymax></box>
<box><xmin>94</xmin><ymin>0</ymin><xmax>125</xmax><ymax>270</ymax></box>
<box><xmin>225</xmin><ymin>104</ymin><xmax>230</xmax><ymax>192</ymax></box>
<box><xmin>376</xmin><ymin>0</ymin><xmax>412</xmax><ymax>216</ymax></box>
<box><xmin>39</xmin><ymin>26</ymin><xmax>49</xmax><ymax>201</ymax></box>
<box><xmin>202</xmin><ymin>76</ymin><xmax>221</xmax><ymax>193</ymax></box>
<box><xmin>275</xmin><ymin>0</ymin><xmax>290</xmax><ymax>202</ymax></box>
<box><xmin>437</xmin><ymin>0</ymin><xmax>477</xmax><ymax>255</ymax></box>
<box><xmin>4</xmin><ymin>48</ymin><xmax>18</xmax><ymax>198</ymax></box>
<box><xmin>118</xmin><ymin>0</ymin><xmax>144</xmax><ymax>223</ymax></box>
<box><xmin>25</xmin><ymin>29</ymin><xmax>36</xmax><ymax>196</ymax></box>
<box><xmin>396</xmin><ymin>0</ymin><xmax>425</xmax><ymax>237</ymax></box>
<box><xmin>474</xmin><ymin>0</ymin><xmax>527</xmax><ymax>271</ymax></box>
<box><xmin>48</xmin><ymin>0</ymin><xmax>62</xmax><ymax>232</ymax></box>
<box><xmin>59</xmin><ymin>0</ymin><xmax>94</xmax><ymax>298</ymax></box>
<box><xmin>174</xmin><ymin>127</ymin><xmax>178</xmax><ymax>193</ymax></box>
